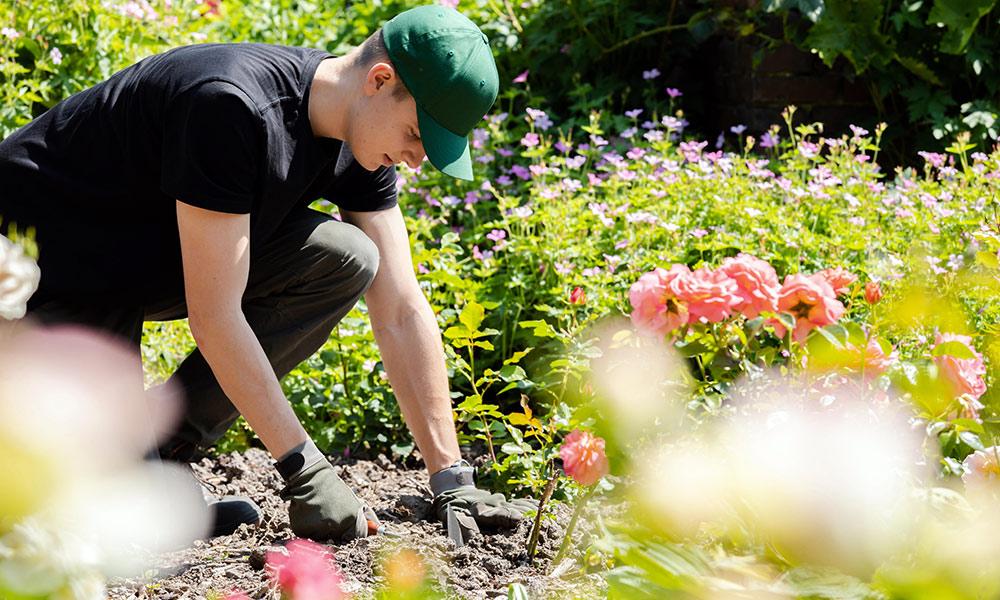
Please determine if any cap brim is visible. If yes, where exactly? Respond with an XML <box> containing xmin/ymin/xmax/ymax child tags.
<box><xmin>416</xmin><ymin>103</ymin><xmax>473</xmax><ymax>181</ymax></box>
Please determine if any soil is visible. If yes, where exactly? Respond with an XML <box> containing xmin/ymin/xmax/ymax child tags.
<box><xmin>105</xmin><ymin>450</ymin><xmax>607</xmax><ymax>599</ymax></box>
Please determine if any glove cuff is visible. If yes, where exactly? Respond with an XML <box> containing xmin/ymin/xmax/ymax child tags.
<box><xmin>275</xmin><ymin>438</ymin><xmax>325</xmax><ymax>481</ymax></box>
<box><xmin>429</xmin><ymin>459</ymin><xmax>476</xmax><ymax>497</ymax></box>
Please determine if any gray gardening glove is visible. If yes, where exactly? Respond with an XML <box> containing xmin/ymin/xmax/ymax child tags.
<box><xmin>276</xmin><ymin>439</ymin><xmax>379</xmax><ymax>541</ymax></box>
<box><xmin>430</xmin><ymin>460</ymin><xmax>537</xmax><ymax>546</ymax></box>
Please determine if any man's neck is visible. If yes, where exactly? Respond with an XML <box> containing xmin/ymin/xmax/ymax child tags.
<box><xmin>308</xmin><ymin>56</ymin><xmax>355</xmax><ymax>141</ymax></box>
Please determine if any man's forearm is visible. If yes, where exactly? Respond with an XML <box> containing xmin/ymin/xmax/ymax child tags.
<box><xmin>189</xmin><ymin>311</ymin><xmax>308</xmax><ymax>460</ymax></box>
<box><xmin>370</xmin><ymin>298</ymin><xmax>461</xmax><ymax>476</ymax></box>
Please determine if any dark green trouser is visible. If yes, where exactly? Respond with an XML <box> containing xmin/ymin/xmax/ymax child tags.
<box><xmin>26</xmin><ymin>208</ymin><xmax>379</xmax><ymax>459</ymax></box>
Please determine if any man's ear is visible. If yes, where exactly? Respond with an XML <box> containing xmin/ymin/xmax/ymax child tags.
<box><xmin>364</xmin><ymin>62</ymin><xmax>396</xmax><ymax>97</ymax></box>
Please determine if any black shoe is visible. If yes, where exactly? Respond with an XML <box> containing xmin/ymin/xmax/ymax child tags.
<box><xmin>209</xmin><ymin>495</ymin><xmax>262</xmax><ymax>537</ymax></box>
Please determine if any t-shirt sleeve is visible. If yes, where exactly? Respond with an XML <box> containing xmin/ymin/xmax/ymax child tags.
<box><xmin>160</xmin><ymin>81</ymin><xmax>261</xmax><ymax>214</ymax></box>
<box><xmin>324</xmin><ymin>161</ymin><xmax>399</xmax><ymax>213</ymax></box>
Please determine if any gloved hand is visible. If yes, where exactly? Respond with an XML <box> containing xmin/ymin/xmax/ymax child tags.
<box><xmin>276</xmin><ymin>439</ymin><xmax>379</xmax><ymax>541</ymax></box>
<box><xmin>430</xmin><ymin>460</ymin><xmax>537</xmax><ymax>546</ymax></box>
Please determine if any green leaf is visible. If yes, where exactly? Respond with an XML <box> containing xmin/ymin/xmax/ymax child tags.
<box><xmin>472</xmin><ymin>340</ymin><xmax>495</xmax><ymax>351</ymax></box>
<box><xmin>931</xmin><ymin>340</ymin><xmax>977</xmax><ymax>360</ymax></box>
<box><xmin>927</xmin><ymin>0</ymin><xmax>999</xmax><ymax>54</ymax></box>
<box><xmin>950</xmin><ymin>417</ymin><xmax>986</xmax><ymax>434</ymax></box>
<box><xmin>501</xmin><ymin>442</ymin><xmax>525</xmax><ymax>455</ymax></box>
<box><xmin>443</xmin><ymin>325</ymin><xmax>471</xmax><ymax>339</ymax></box>
<box><xmin>498</xmin><ymin>364</ymin><xmax>526</xmax><ymax>381</ymax></box>
<box><xmin>976</xmin><ymin>250</ymin><xmax>999</xmax><ymax>269</ymax></box>
<box><xmin>805</xmin><ymin>0</ymin><xmax>895</xmax><ymax>73</ymax></box>
<box><xmin>775</xmin><ymin>311</ymin><xmax>797</xmax><ymax>334</ymax></box>
<box><xmin>519</xmin><ymin>319</ymin><xmax>556</xmax><ymax>338</ymax></box>
<box><xmin>958</xmin><ymin>430</ymin><xmax>985</xmax><ymax>451</ymax></box>
<box><xmin>457</xmin><ymin>395</ymin><xmax>482</xmax><ymax>411</ymax></box>
<box><xmin>508</xmin><ymin>582</ymin><xmax>529</xmax><ymax>600</ymax></box>
<box><xmin>504</xmin><ymin>348</ymin><xmax>534</xmax><ymax>365</ymax></box>
<box><xmin>895</xmin><ymin>54</ymin><xmax>944</xmax><ymax>86</ymax></box>
<box><xmin>460</xmin><ymin>302</ymin><xmax>486</xmax><ymax>332</ymax></box>
<box><xmin>815</xmin><ymin>323</ymin><xmax>849</xmax><ymax>349</ymax></box>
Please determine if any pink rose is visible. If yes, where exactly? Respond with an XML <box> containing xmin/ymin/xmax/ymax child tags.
<box><xmin>766</xmin><ymin>274</ymin><xmax>845</xmax><ymax>343</ymax></box>
<box><xmin>933</xmin><ymin>332</ymin><xmax>987</xmax><ymax>400</ymax></box>
<box><xmin>817</xmin><ymin>267</ymin><xmax>857</xmax><ymax>295</ymax></box>
<box><xmin>718</xmin><ymin>253</ymin><xmax>779</xmax><ymax>318</ymax></box>
<box><xmin>559</xmin><ymin>429</ymin><xmax>609</xmax><ymax>486</ymax></box>
<box><xmin>267</xmin><ymin>539</ymin><xmax>344</xmax><ymax>600</ymax></box>
<box><xmin>962</xmin><ymin>446</ymin><xmax>1000</xmax><ymax>492</ymax></box>
<box><xmin>629</xmin><ymin>265</ymin><xmax>692</xmax><ymax>337</ymax></box>
<box><xmin>860</xmin><ymin>336</ymin><xmax>898</xmax><ymax>374</ymax></box>
<box><xmin>683</xmin><ymin>267</ymin><xmax>741</xmax><ymax>323</ymax></box>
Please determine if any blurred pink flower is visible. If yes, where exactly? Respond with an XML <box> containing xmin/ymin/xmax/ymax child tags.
<box><xmin>962</xmin><ymin>446</ymin><xmax>1000</xmax><ymax>491</ymax></box>
<box><xmin>521</xmin><ymin>132</ymin><xmax>539</xmax><ymax>147</ymax></box>
<box><xmin>684</xmin><ymin>268</ymin><xmax>741</xmax><ymax>324</ymax></box>
<box><xmin>629</xmin><ymin>265</ymin><xmax>692</xmax><ymax>337</ymax></box>
<box><xmin>767</xmin><ymin>274</ymin><xmax>845</xmax><ymax>342</ymax></box>
<box><xmin>267</xmin><ymin>539</ymin><xmax>343</xmax><ymax>600</ymax></box>
<box><xmin>438</xmin><ymin>0</ymin><xmax>460</xmax><ymax>8</ymax></box>
<box><xmin>933</xmin><ymin>332</ymin><xmax>987</xmax><ymax>400</ymax></box>
<box><xmin>817</xmin><ymin>267</ymin><xmax>857</xmax><ymax>296</ymax></box>
<box><xmin>559</xmin><ymin>429</ymin><xmax>609</xmax><ymax>486</ymax></box>
<box><xmin>864</xmin><ymin>281</ymin><xmax>883</xmax><ymax>304</ymax></box>
<box><xmin>224</xmin><ymin>592</ymin><xmax>251</xmax><ymax>600</ymax></box>
<box><xmin>718</xmin><ymin>253</ymin><xmax>779</xmax><ymax>318</ymax></box>
<box><xmin>570</xmin><ymin>286</ymin><xmax>586</xmax><ymax>305</ymax></box>
<box><xmin>512</xmin><ymin>69</ymin><xmax>529</xmax><ymax>84</ymax></box>
<box><xmin>858</xmin><ymin>336</ymin><xmax>898</xmax><ymax>374</ymax></box>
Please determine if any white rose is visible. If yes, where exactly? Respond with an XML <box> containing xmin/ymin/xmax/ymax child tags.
<box><xmin>0</xmin><ymin>235</ymin><xmax>41</xmax><ymax>319</ymax></box>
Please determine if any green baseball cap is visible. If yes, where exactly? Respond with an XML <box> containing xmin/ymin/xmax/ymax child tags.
<box><xmin>382</xmin><ymin>5</ymin><xmax>499</xmax><ymax>180</ymax></box>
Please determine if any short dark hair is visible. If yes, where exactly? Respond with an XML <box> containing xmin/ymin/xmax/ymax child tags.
<box><xmin>354</xmin><ymin>29</ymin><xmax>411</xmax><ymax>101</ymax></box>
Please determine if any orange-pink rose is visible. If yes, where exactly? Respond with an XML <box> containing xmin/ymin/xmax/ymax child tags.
<box><xmin>859</xmin><ymin>336</ymin><xmax>898</xmax><ymax>374</ymax></box>
<box><xmin>718</xmin><ymin>253</ymin><xmax>780</xmax><ymax>318</ymax></box>
<box><xmin>684</xmin><ymin>267</ymin><xmax>742</xmax><ymax>323</ymax></box>
<box><xmin>767</xmin><ymin>273</ymin><xmax>845</xmax><ymax>343</ymax></box>
<box><xmin>559</xmin><ymin>429</ymin><xmax>609</xmax><ymax>486</ymax></box>
<box><xmin>933</xmin><ymin>332</ymin><xmax>987</xmax><ymax>400</ymax></box>
<box><xmin>629</xmin><ymin>264</ymin><xmax>692</xmax><ymax>337</ymax></box>
<box><xmin>817</xmin><ymin>267</ymin><xmax>858</xmax><ymax>295</ymax></box>
<box><xmin>864</xmin><ymin>281</ymin><xmax>883</xmax><ymax>304</ymax></box>
<box><xmin>267</xmin><ymin>539</ymin><xmax>344</xmax><ymax>600</ymax></box>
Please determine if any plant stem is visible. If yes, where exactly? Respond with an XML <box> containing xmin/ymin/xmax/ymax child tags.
<box><xmin>527</xmin><ymin>470</ymin><xmax>559</xmax><ymax>560</ymax></box>
<box><xmin>553</xmin><ymin>485</ymin><xmax>598</xmax><ymax>566</ymax></box>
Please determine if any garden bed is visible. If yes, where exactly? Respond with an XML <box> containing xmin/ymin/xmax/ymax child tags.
<box><xmin>106</xmin><ymin>450</ymin><xmax>606</xmax><ymax>599</ymax></box>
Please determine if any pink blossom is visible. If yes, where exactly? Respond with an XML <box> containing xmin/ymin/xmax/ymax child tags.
<box><xmin>933</xmin><ymin>332</ymin><xmax>987</xmax><ymax>400</ymax></box>
<box><xmin>665</xmin><ymin>87</ymin><xmax>683</xmax><ymax>98</ymax></box>
<box><xmin>760</xmin><ymin>132</ymin><xmax>779</xmax><ymax>148</ymax></box>
<box><xmin>962</xmin><ymin>446</ymin><xmax>1000</xmax><ymax>491</ymax></box>
<box><xmin>858</xmin><ymin>336</ymin><xmax>898</xmax><ymax>374</ymax></box>
<box><xmin>521</xmin><ymin>132</ymin><xmax>539</xmax><ymax>147</ymax></box>
<box><xmin>718</xmin><ymin>253</ymin><xmax>780</xmax><ymax>318</ymax></box>
<box><xmin>817</xmin><ymin>267</ymin><xmax>857</xmax><ymax>295</ymax></box>
<box><xmin>49</xmin><ymin>47</ymin><xmax>63</xmax><ymax>65</ymax></box>
<box><xmin>267</xmin><ymin>539</ymin><xmax>344</xmax><ymax>600</ymax></box>
<box><xmin>512</xmin><ymin>69</ymin><xmax>529</xmax><ymax>84</ymax></box>
<box><xmin>629</xmin><ymin>265</ymin><xmax>692</xmax><ymax>337</ymax></box>
<box><xmin>684</xmin><ymin>268</ymin><xmax>741</xmax><ymax>323</ymax></box>
<box><xmin>767</xmin><ymin>274</ymin><xmax>845</xmax><ymax>342</ymax></box>
<box><xmin>559</xmin><ymin>429</ymin><xmax>609</xmax><ymax>486</ymax></box>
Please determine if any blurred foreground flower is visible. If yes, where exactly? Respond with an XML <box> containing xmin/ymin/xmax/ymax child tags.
<box><xmin>767</xmin><ymin>274</ymin><xmax>845</xmax><ymax>342</ymax></box>
<box><xmin>267</xmin><ymin>538</ymin><xmax>343</xmax><ymax>600</ymax></box>
<box><xmin>633</xmin><ymin>385</ymin><xmax>924</xmax><ymax>576</ymax></box>
<box><xmin>962</xmin><ymin>446</ymin><xmax>1000</xmax><ymax>500</ymax></box>
<box><xmin>932</xmin><ymin>332</ymin><xmax>987</xmax><ymax>400</ymax></box>
<box><xmin>0</xmin><ymin>325</ymin><xmax>209</xmax><ymax>592</ymax></box>
<box><xmin>560</xmin><ymin>429</ymin><xmax>609</xmax><ymax>486</ymax></box>
<box><xmin>0</xmin><ymin>234</ymin><xmax>40</xmax><ymax>319</ymax></box>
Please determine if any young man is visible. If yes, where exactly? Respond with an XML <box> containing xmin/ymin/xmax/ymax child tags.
<box><xmin>0</xmin><ymin>5</ymin><xmax>533</xmax><ymax>542</ymax></box>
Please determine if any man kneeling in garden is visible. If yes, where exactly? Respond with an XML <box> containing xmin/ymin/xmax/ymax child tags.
<box><xmin>0</xmin><ymin>5</ymin><xmax>533</xmax><ymax>542</ymax></box>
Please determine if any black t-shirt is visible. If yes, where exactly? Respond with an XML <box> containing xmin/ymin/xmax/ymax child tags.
<box><xmin>0</xmin><ymin>43</ymin><xmax>397</xmax><ymax>305</ymax></box>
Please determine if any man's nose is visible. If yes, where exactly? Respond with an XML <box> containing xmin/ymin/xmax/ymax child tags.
<box><xmin>404</xmin><ymin>141</ymin><xmax>426</xmax><ymax>169</ymax></box>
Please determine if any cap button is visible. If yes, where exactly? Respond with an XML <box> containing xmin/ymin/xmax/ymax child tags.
<box><xmin>448</xmin><ymin>51</ymin><xmax>454</xmax><ymax>57</ymax></box>
<box><xmin>480</xmin><ymin>79</ymin><xmax>486</xmax><ymax>86</ymax></box>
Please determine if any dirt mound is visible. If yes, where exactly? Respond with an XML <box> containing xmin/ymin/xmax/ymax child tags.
<box><xmin>106</xmin><ymin>450</ymin><xmax>606</xmax><ymax>599</ymax></box>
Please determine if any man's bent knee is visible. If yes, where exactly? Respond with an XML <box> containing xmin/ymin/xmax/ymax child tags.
<box><xmin>307</xmin><ymin>220</ymin><xmax>380</xmax><ymax>292</ymax></box>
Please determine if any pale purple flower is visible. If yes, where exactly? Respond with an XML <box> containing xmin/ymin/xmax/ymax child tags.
<box><xmin>565</xmin><ymin>155</ymin><xmax>586</xmax><ymax>169</ymax></box>
<box><xmin>496</xmin><ymin>175</ymin><xmax>513</xmax><ymax>186</ymax></box>
<box><xmin>661</xmin><ymin>116</ymin><xmax>683</xmax><ymax>130</ymax></box>
<box><xmin>798</xmin><ymin>141</ymin><xmax>820</xmax><ymax>158</ymax></box>
<box><xmin>587</xmin><ymin>173</ymin><xmax>604</xmax><ymax>186</ymax></box>
<box><xmin>582</xmin><ymin>266</ymin><xmax>602</xmax><ymax>277</ymax></box>
<box><xmin>525</xmin><ymin>107</ymin><xmax>553</xmax><ymax>131</ymax></box>
<box><xmin>849</xmin><ymin>124</ymin><xmax>869</xmax><ymax>138</ymax></box>
<box><xmin>665</xmin><ymin>87</ymin><xmax>683</xmax><ymax>98</ymax></box>
<box><xmin>487</xmin><ymin>229</ymin><xmax>507</xmax><ymax>242</ymax></box>
<box><xmin>590</xmin><ymin>135</ymin><xmax>608</xmax><ymax>147</ymax></box>
<box><xmin>760</xmin><ymin>132</ymin><xmax>779</xmax><ymax>148</ymax></box>
<box><xmin>715</xmin><ymin>131</ymin><xmax>725</xmax><ymax>149</ymax></box>
<box><xmin>472</xmin><ymin>128</ymin><xmax>489</xmax><ymax>148</ymax></box>
<box><xmin>626</xmin><ymin>147</ymin><xmax>645</xmax><ymax>161</ymax></box>
<box><xmin>745</xmin><ymin>207</ymin><xmax>762</xmax><ymax>217</ymax></box>
<box><xmin>473</xmin><ymin>245</ymin><xmax>494</xmax><ymax>261</ymax></box>
<box><xmin>509</xmin><ymin>165</ymin><xmax>531</xmax><ymax>180</ymax></box>
<box><xmin>617</xmin><ymin>169</ymin><xmax>637</xmax><ymax>181</ymax></box>
<box><xmin>690</xmin><ymin>228</ymin><xmax>709</xmax><ymax>239</ymax></box>
<box><xmin>49</xmin><ymin>47</ymin><xmax>63</xmax><ymax>65</ymax></box>
<box><xmin>642</xmin><ymin>68</ymin><xmax>661</xmax><ymax>80</ymax></box>
<box><xmin>918</xmin><ymin>151</ymin><xmax>946</xmax><ymax>168</ymax></box>
<box><xmin>643</xmin><ymin>130</ymin><xmax>664</xmax><ymax>142</ymax></box>
<box><xmin>621</xmin><ymin>127</ymin><xmax>638</xmax><ymax>138</ymax></box>
<box><xmin>604</xmin><ymin>254</ymin><xmax>622</xmax><ymax>273</ymax></box>
<box><xmin>490</xmin><ymin>112</ymin><xmax>509</xmax><ymax>124</ymax></box>
<box><xmin>555</xmin><ymin>141</ymin><xmax>571</xmax><ymax>153</ymax></box>
<box><xmin>1</xmin><ymin>27</ymin><xmax>19</xmax><ymax>40</ymax></box>
<box><xmin>521</xmin><ymin>132</ymin><xmax>540</xmax><ymax>147</ymax></box>
<box><xmin>513</xmin><ymin>69</ymin><xmax>529</xmax><ymax>84</ymax></box>
<box><xmin>625</xmin><ymin>108</ymin><xmax>644</xmax><ymax>119</ymax></box>
<box><xmin>124</xmin><ymin>1</ymin><xmax>144</xmax><ymax>18</ymax></box>
<box><xmin>730</xmin><ymin>124</ymin><xmax>747</xmax><ymax>135</ymax></box>
<box><xmin>614</xmin><ymin>240</ymin><xmax>629</xmax><ymax>250</ymax></box>
<box><xmin>528</xmin><ymin>164</ymin><xmax>547</xmax><ymax>177</ymax></box>
<box><xmin>442</xmin><ymin>195</ymin><xmax>461</xmax><ymax>206</ymax></box>
<box><xmin>972</xmin><ymin>152</ymin><xmax>988</xmax><ymax>163</ymax></box>
<box><xmin>464</xmin><ymin>191</ymin><xmax>480</xmax><ymax>205</ymax></box>
<box><xmin>641</xmin><ymin>120</ymin><xmax>657</xmax><ymax>129</ymax></box>
<box><xmin>475</xmin><ymin>154</ymin><xmax>495</xmax><ymax>163</ymax></box>
<box><xmin>947</xmin><ymin>253</ymin><xmax>965</xmax><ymax>271</ymax></box>
<box><xmin>561</xmin><ymin>177</ymin><xmax>582</xmax><ymax>193</ymax></box>
<box><xmin>854</xmin><ymin>154</ymin><xmax>870</xmax><ymax>163</ymax></box>
<box><xmin>554</xmin><ymin>261</ymin><xmax>573</xmax><ymax>275</ymax></box>
<box><xmin>512</xmin><ymin>205</ymin><xmax>534</xmax><ymax>219</ymax></box>
<box><xmin>497</xmin><ymin>147</ymin><xmax>514</xmax><ymax>157</ymax></box>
